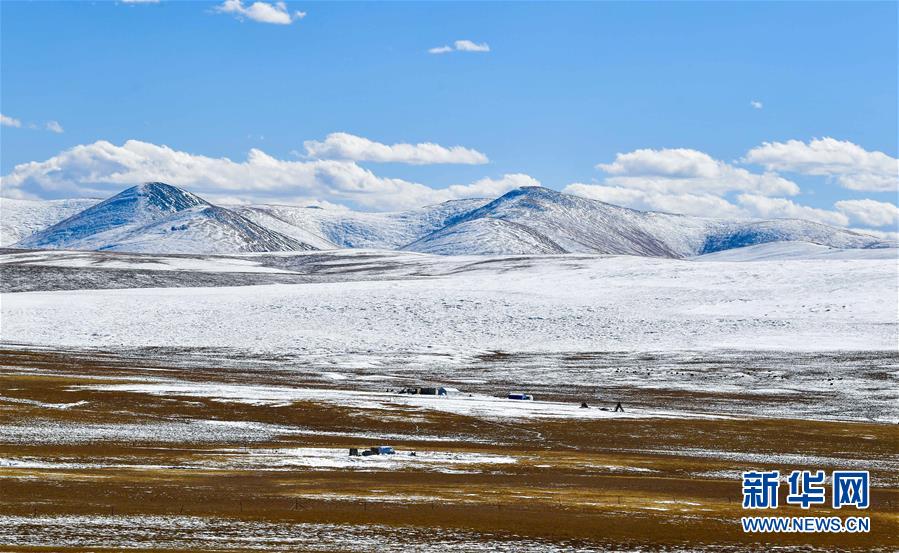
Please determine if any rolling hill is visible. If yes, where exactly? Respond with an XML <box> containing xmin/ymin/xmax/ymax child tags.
<box><xmin>7</xmin><ymin>182</ymin><xmax>889</xmax><ymax>256</ymax></box>
<box><xmin>403</xmin><ymin>187</ymin><xmax>885</xmax><ymax>256</ymax></box>
<box><xmin>15</xmin><ymin>183</ymin><xmax>314</xmax><ymax>254</ymax></box>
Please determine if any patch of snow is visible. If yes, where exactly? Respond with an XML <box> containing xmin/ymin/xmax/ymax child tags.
<box><xmin>75</xmin><ymin>380</ymin><xmax>726</xmax><ymax>421</ymax></box>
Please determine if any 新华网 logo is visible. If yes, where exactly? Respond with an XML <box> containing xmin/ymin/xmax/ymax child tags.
<box><xmin>740</xmin><ymin>470</ymin><xmax>870</xmax><ymax>533</ymax></box>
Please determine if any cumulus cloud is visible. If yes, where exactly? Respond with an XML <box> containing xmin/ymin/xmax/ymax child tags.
<box><xmin>565</xmin><ymin>148</ymin><xmax>827</xmax><ymax>221</ymax></box>
<box><xmin>566</xmin><ymin>182</ymin><xmax>898</xmax><ymax>232</ymax></box>
<box><xmin>596</xmin><ymin>147</ymin><xmax>800</xmax><ymax>197</ymax></box>
<box><xmin>834</xmin><ymin>199</ymin><xmax>899</xmax><ymax>228</ymax></box>
<box><xmin>563</xmin><ymin>184</ymin><xmax>748</xmax><ymax>219</ymax></box>
<box><xmin>215</xmin><ymin>0</ymin><xmax>305</xmax><ymax>25</ymax></box>
<box><xmin>750</xmin><ymin>100</ymin><xmax>763</xmax><ymax>110</ymax></box>
<box><xmin>851</xmin><ymin>228</ymin><xmax>898</xmax><ymax>242</ymax></box>
<box><xmin>0</xmin><ymin>139</ymin><xmax>532</xmax><ymax>211</ymax></box>
<box><xmin>45</xmin><ymin>121</ymin><xmax>64</xmax><ymax>134</ymax></box>
<box><xmin>1</xmin><ymin>114</ymin><xmax>22</xmax><ymax>128</ymax></box>
<box><xmin>736</xmin><ymin>194</ymin><xmax>849</xmax><ymax>227</ymax></box>
<box><xmin>743</xmin><ymin>137</ymin><xmax>898</xmax><ymax>192</ymax></box>
<box><xmin>429</xmin><ymin>40</ymin><xmax>490</xmax><ymax>54</ymax></box>
<box><xmin>439</xmin><ymin>173</ymin><xmax>538</xmax><ymax>201</ymax></box>
<box><xmin>303</xmin><ymin>132</ymin><xmax>488</xmax><ymax>165</ymax></box>
<box><xmin>569</xmin><ymin>143</ymin><xmax>899</xmax><ymax>234</ymax></box>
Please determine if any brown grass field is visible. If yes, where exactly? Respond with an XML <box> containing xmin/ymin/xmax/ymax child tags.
<box><xmin>0</xmin><ymin>347</ymin><xmax>896</xmax><ymax>551</ymax></box>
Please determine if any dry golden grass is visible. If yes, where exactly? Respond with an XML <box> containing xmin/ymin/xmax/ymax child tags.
<box><xmin>0</xmin><ymin>347</ymin><xmax>896</xmax><ymax>551</ymax></box>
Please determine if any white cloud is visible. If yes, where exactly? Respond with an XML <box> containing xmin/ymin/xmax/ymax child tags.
<box><xmin>599</xmin><ymin>148</ymin><xmax>721</xmax><ymax>178</ymax></box>
<box><xmin>1</xmin><ymin>114</ymin><xmax>22</xmax><ymax>128</ymax></box>
<box><xmin>736</xmin><ymin>194</ymin><xmax>849</xmax><ymax>227</ymax></box>
<box><xmin>0</xmin><ymin>139</ymin><xmax>532</xmax><ymax>211</ymax></box>
<box><xmin>566</xmin><ymin>182</ymin><xmax>897</xmax><ymax>234</ymax></box>
<box><xmin>750</xmin><ymin>100</ymin><xmax>763</xmax><ymax>110</ymax></box>
<box><xmin>834</xmin><ymin>199</ymin><xmax>899</xmax><ymax>228</ymax></box>
<box><xmin>1</xmin><ymin>114</ymin><xmax>63</xmax><ymax>133</ymax></box>
<box><xmin>569</xmin><ymin>145</ymin><xmax>899</xmax><ymax>234</ymax></box>
<box><xmin>439</xmin><ymin>173</ymin><xmax>538</xmax><ymax>201</ymax></box>
<box><xmin>597</xmin><ymin>147</ymin><xmax>800</xmax><ymax>197</ymax></box>
<box><xmin>454</xmin><ymin>40</ymin><xmax>490</xmax><ymax>52</ymax></box>
<box><xmin>850</xmin><ymin>228</ymin><xmax>898</xmax><ymax>242</ymax></box>
<box><xmin>572</xmin><ymin>145</ymin><xmax>899</xmax><ymax>234</ymax></box>
<box><xmin>429</xmin><ymin>39</ymin><xmax>490</xmax><ymax>54</ymax></box>
<box><xmin>215</xmin><ymin>0</ymin><xmax>305</xmax><ymax>25</ymax></box>
<box><xmin>563</xmin><ymin>184</ymin><xmax>645</xmax><ymax>207</ymax></box>
<box><xmin>563</xmin><ymin>184</ymin><xmax>747</xmax><ymax>219</ymax></box>
<box><xmin>303</xmin><ymin>132</ymin><xmax>488</xmax><ymax>165</ymax></box>
<box><xmin>743</xmin><ymin>137</ymin><xmax>898</xmax><ymax>192</ymax></box>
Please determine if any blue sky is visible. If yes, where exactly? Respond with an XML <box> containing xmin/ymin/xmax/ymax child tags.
<box><xmin>1</xmin><ymin>1</ymin><xmax>897</xmax><ymax>233</ymax></box>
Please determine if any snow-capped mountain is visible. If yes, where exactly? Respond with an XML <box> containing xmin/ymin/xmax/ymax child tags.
<box><xmin>404</xmin><ymin>187</ymin><xmax>886</xmax><ymax>256</ymax></box>
<box><xmin>6</xmin><ymin>183</ymin><xmax>888</xmax><ymax>256</ymax></box>
<box><xmin>405</xmin><ymin>187</ymin><xmax>680</xmax><ymax>256</ymax></box>
<box><xmin>0</xmin><ymin>197</ymin><xmax>100</xmax><ymax>247</ymax></box>
<box><xmin>233</xmin><ymin>198</ymin><xmax>489</xmax><ymax>250</ymax></box>
<box><xmin>15</xmin><ymin>183</ymin><xmax>314</xmax><ymax>254</ymax></box>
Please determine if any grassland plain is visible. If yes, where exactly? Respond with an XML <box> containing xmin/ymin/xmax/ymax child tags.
<box><xmin>1</xmin><ymin>347</ymin><xmax>896</xmax><ymax>551</ymax></box>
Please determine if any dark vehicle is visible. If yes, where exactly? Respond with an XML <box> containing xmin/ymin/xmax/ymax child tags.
<box><xmin>398</xmin><ymin>386</ymin><xmax>460</xmax><ymax>397</ymax></box>
<box><xmin>350</xmin><ymin>445</ymin><xmax>395</xmax><ymax>456</ymax></box>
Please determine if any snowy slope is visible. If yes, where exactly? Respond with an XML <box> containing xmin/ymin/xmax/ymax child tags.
<box><xmin>0</xmin><ymin>197</ymin><xmax>100</xmax><ymax>246</ymax></box>
<box><xmin>5</xmin><ymin>184</ymin><xmax>887</xmax><ymax>257</ymax></box>
<box><xmin>225</xmin><ymin>206</ymin><xmax>339</xmax><ymax>250</ymax></box>
<box><xmin>3</xmin><ymin>251</ymin><xmax>895</xmax><ymax>353</ymax></box>
<box><xmin>15</xmin><ymin>183</ymin><xmax>315</xmax><ymax>254</ymax></box>
<box><xmin>696</xmin><ymin>219</ymin><xmax>886</xmax><ymax>254</ymax></box>
<box><xmin>405</xmin><ymin>187</ymin><xmax>681</xmax><ymax>256</ymax></box>
<box><xmin>693</xmin><ymin>241</ymin><xmax>899</xmax><ymax>261</ymax></box>
<box><xmin>405</xmin><ymin>187</ymin><xmax>885</xmax><ymax>257</ymax></box>
<box><xmin>403</xmin><ymin>217</ymin><xmax>567</xmax><ymax>255</ymax></box>
<box><xmin>234</xmin><ymin>199</ymin><xmax>489</xmax><ymax>250</ymax></box>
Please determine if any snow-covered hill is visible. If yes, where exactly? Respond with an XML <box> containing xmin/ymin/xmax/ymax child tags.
<box><xmin>405</xmin><ymin>187</ymin><xmax>886</xmax><ymax>256</ymax></box>
<box><xmin>0</xmin><ymin>197</ymin><xmax>100</xmax><ymax>246</ymax></box>
<box><xmin>406</xmin><ymin>187</ymin><xmax>682</xmax><ymax>256</ymax></box>
<box><xmin>403</xmin><ymin>217</ymin><xmax>568</xmax><ymax>255</ymax></box>
<box><xmin>693</xmin><ymin>241</ymin><xmax>898</xmax><ymax>261</ymax></box>
<box><xmin>695</xmin><ymin>219</ymin><xmax>886</xmax><ymax>254</ymax></box>
<box><xmin>5</xmin><ymin>183</ymin><xmax>888</xmax><ymax>256</ymax></box>
<box><xmin>234</xmin><ymin>198</ymin><xmax>489</xmax><ymax>250</ymax></box>
<box><xmin>15</xmin><ymin>183</ymin><xmax>315</xmax><ymax>254</ymax></box>
<box><xmin>3</xmin><ymin>248</ymin><xmax>895</xmax><ymax>353</ymax></box>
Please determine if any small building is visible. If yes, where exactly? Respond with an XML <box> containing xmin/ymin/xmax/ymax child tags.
<box><xmin>508</xmin><ymin>392</ymin><xmax>533</xmax><ymax>400</ymax></box>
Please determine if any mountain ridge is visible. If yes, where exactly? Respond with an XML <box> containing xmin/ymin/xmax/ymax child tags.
<box><xmin>16</xmin><ymin>183</ymin><xmax>316</xmax><ymax>254</ymax></box>
<box><xmin>8</xmin><ymin>182</ymin><xmax>892</xmax><ymax>256</ymax></box>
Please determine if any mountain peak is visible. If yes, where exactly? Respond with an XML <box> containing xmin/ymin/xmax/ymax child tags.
<box><xmin>11</xmin><ymin>183</ymin><xmax>888</xmax><ymax>256</ymax></box>
<box><xmin>16</xmin><ymin>182</ymin><xmax>314</xmax><ymax>254</ymax></box>
<box><xmin>502</xmin><ymin>186</ymin><xmax>563</xmax><ymax>200</ymax></box>
<box><xmin>116</xmin><ymin>182</ymin><xmax>208</xmax><ymax>213</ymax></box>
